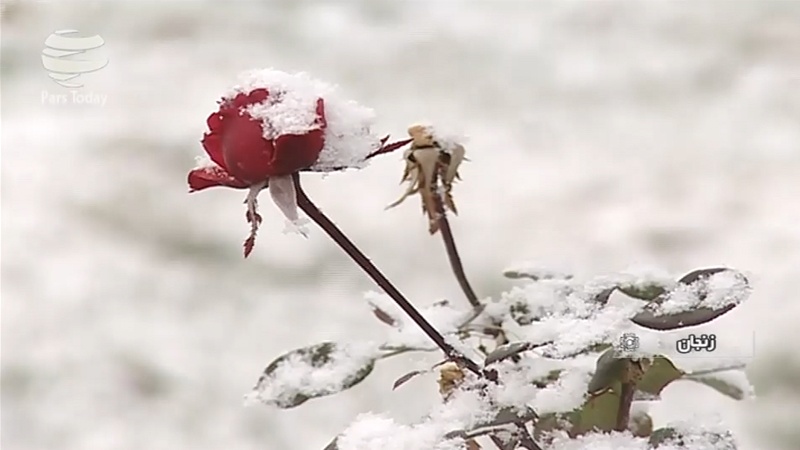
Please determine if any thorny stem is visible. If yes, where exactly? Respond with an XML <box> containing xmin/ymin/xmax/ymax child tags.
<box><xmin>429</xmin><ymin>178</ymin><xmax>529</xmax><ymax>449</ymax></box>
<box><xmin>432</xmin><ymin>193</ymin><xmax>481</xmax><ymax>308</ymax></box>
<box><xmin>292</xmin><ymin>173</ymin><xmax>482</xmax><ymax>375</ymax></box>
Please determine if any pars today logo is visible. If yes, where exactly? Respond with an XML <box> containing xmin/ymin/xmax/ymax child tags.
<box><xmin>41</xmin><ymin>29</ymin><xmax>109</xmax><ymax>106</ymax></box>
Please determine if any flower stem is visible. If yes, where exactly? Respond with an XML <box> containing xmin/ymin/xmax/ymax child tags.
<box><xmin>432</xmin><ymin>193</ymin><xmax>481</xmax><ymax>308</ymax></box>
<box><xmin>292</xmin><ymin>173</ymin><xmax>481</xmax><ymax>375</ymax></box>
<box><xmin>615</xmin><ymin>382</ymin><xmax>635</xmax><ymax>432</ymax></box>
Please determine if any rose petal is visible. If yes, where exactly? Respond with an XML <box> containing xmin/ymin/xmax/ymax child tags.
<box><xmin>229</xmin><ymin>88</ymin><xmax>269</xmax><ymax>109</ymax></box>
<box><xmin>247</xmin><ymin>88</ymin><xmax>269</xmax><ymax>105</ymax></box>
<box><xmin>221</xmin><ymin>112</ymin><xmax>276</xmax><ymax>183</ymax></box>
<box><xmin>207</xmin><ymin>112</ymin><xmax>223</xmax><ymax>132</ymax></box>
<box><xmin>201</xmin><ymin>131</ymin><xmax>226</xmax><ymax>170</ymax></box>
<box><xmin>268</xmin><ymin>174</ymin><xmax>300</xmax><ymax>222</ymax></box>
<box><xmin>187</xmin><ymin>166</ymin><xmax>249</xmax><ymax>192</ymax></box>
<box><xmin>270</xmin><ymin>130</ymin><xmax>325</xmax><ymax>175</ymax></box>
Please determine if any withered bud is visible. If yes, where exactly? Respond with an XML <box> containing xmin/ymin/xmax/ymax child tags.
<box><xmin>386</xmin><ymin>124</ymin><xmax>467</xmax><ymax>234</ymax></box>
<box><xmin>438</xmin><ymin>362</ymin><xmax>466</xmax><ymax>400</ymax></box>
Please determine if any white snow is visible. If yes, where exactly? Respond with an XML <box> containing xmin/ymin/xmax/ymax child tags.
<box><xmin>547</xmin><ymin>432</ymin><xmax>649</xmax><ymax>450</ymax></box>
<box><xmin>364</xmin><ymin>292</ymin><xmax>470</xmax><ymax>349</ymax></box>
<box><xmin>488</xmin><ymin>278</ymin><xmax>643</xmax><ymax>358</ymax></box>
<box><xmin>653</xmin><ymin>419</ymin><xmax>738</xmax><ymax>450</ymax></box>
<box><xmin>336</xmin><ymin>386</ymin><xmax>498</xmax><ymax>450</ymax></box>
<box><xmin>654</xmin><ymin>270</ymin><xmax>750</xmax><ymax>316</ymax></box>
<box><xmin>193</xmin><ymin>154</ymin><xmax>214</xmax><ymax>169</ymax></box>
<box><xmin>336</xmin><ymin>413</ymin><xmax>463</xmax><ymax>450</ymax></box>
<box><xmin>409</xmin><ymin>123</ymin><xmax>468</xmax><ymax>154</ymax></box>
<box><xmin>226</xmin><ymin>68</ymin><xmax>383</xmax><ymax>171</ymax></box>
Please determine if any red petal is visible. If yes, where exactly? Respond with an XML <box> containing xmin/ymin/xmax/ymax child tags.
<box><xmin>247</xmin><ymin>88</ymin><xmax>269</xmax><ymax>105</ymax></box>
<box><xmin>207</xmin><ymin>112</ymin><xmax>223</xmax><ymax>132</ymax></box>
<box><xmin>221</xmin><ymin>112</ymin><xmax>276</xmax><ymax>183</ymax></box>
<box><xmin>271</xmin><ymin>129</ymin><xmax>325</xmax><ymax>175</ymax></box>
<box><xmin>229</xmin><ymin>88</ymin><xmax>269</xmax><ymax>109</ymax></box>
<box><xmin>187</xmin><ymin>166</ymin><xmax>249</xmax><ymax>192</ymax></box>
<box><xmin>201</xmin><ymin>132</ymin><xmax>226</xmax><ymax>170</ymax></box>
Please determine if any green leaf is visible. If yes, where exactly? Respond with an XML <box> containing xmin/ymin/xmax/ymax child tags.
<box><xmin>587</xmin><ymin>348</ymin><xmax>627</xmax><ymax>394</ymax></box>
<box><xmin>569</xmin><ymin>388</ymin><xmax>621</xmax><ymax>436</ymax></box>
<box><xmin>618</xmin><ymin>284</ymin><xmax>667</xmax><ymax>301</ymax></box>
<box><xmin>637</xmin><ymin>356</ymin><xmax>684</xmax><ymax>397</ymax></box>
<box><xmin>250</xmin><ymin>342</ymin><xmax>375</xmax><ymax>408</ymax></box>
<box><xmin>503</xmin><ymin>267</ymin><xmax>573</xmax><ymax>281</ymax></box>
<box><xmin>683</xmin><ymin>374</ymin><xmax>746</xmax><ymax>400</ymax></box>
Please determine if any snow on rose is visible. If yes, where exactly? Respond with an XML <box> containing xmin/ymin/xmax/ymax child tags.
<box><xmin>187</xmin><ymin>69</ymin><xmax>410</xmax><ymax>257</ymax></box>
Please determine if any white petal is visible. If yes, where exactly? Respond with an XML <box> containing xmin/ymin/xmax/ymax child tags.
<box><xmin>268</xmin><ymin>175</ymin><xmax>309</xmax><ymax>237</ymax></box>
<box><xmin>268</xmin><ymin>175</ymin><xmax>300</xmax><ymax>222</ymax></box>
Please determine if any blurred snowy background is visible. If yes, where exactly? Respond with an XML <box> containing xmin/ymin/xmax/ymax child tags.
<box><xmin>2</xmin><ymin>1</ymin><xmax>800</xmax><ymax>449</ymax></box>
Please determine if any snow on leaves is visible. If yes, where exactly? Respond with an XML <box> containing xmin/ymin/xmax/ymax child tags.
<box><xmin>247</xmin><ymin>341</ymin><xmax>377</xmax><ymax>409</ymax></box>
<box><xmin>250</xmin><ymin>266</ymin><xmax>752</xmax><ymax>450</ymax></box>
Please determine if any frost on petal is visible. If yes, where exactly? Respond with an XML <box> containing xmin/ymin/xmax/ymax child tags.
<box><xmin>227</xmin><ymin>68</ymin><xmax>385</xmax><ymax>171</ymax></box>
<box><xmin>268</xmin><ymin>174</ymin><xmax>307</xmax><ymax>235</ymax></box>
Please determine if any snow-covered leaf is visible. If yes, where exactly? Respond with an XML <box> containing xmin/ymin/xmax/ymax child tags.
<box><xmin>649</xmin><ymin>426</ymin><xmax>737</xmax><ymax>449</ymax></box>
<box><xmin>248</xmin><ymin>341</ymin><xmax>376</xmax><ymax>408</ymax></box>
<box><xmin>631</xmin><ymin>268</ymin><xmax>750</xmax><ymax>330</ymax></box>
<box><xmin>478</xmin><ymin>406</ymin><xmax>538</xmax><ymax>428</ymax></box>
<box><xmin>484</xmin><ymin>342</ymin><xmax>539</xmax><ymax>366</ymax></box>
<box><xmin>590</xmin><ymin>287</ymin><xmax>617</xmax><ymax>305</ymax></box>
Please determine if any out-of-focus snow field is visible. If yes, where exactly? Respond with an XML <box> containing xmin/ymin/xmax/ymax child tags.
<box><xmin>2</xmin><ymin>1</ymin><xmax>799</xmax><ymax>449</ymax></box>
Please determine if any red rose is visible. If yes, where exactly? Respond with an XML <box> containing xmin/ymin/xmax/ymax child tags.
<box><xmin>188</xmin><ymin>88</ymin><xmax>326</xmax><ymax>191</ymax></box>
<box><xmin>187</xmin><ymin>71</ymin><xmax>412</xmax><ymax>258</ymax></box>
